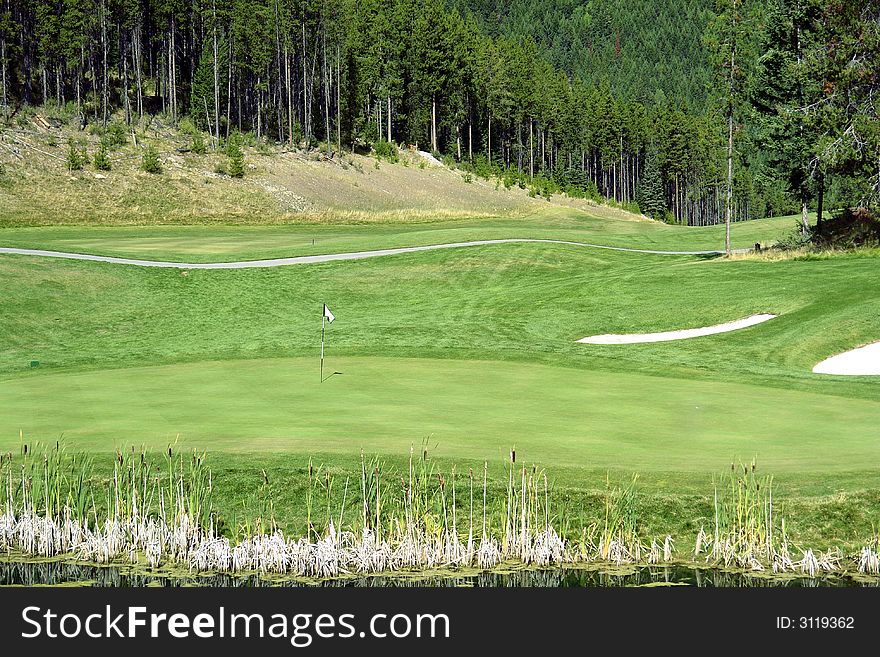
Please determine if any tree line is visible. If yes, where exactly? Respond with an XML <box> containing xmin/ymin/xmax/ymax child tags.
<box><xmin>0</xmin><ymin>0</ymin><xmax>877</xmax><ymax>229</ymax></box>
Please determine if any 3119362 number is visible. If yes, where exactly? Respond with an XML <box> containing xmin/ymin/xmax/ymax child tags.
<box><xmin>777</xmin><ymin>617</ymin><xmax>855</xmax><ymax>629</ymax></box>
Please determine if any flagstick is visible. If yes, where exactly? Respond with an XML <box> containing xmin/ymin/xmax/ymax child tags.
<box><xmin>320</xmin><ymin>313</ymin><xmax>325</xmax><ymax>383</ymax></box>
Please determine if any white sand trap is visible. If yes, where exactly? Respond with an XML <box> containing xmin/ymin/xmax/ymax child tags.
<box><xmin>813</xmin><ymin>341</ymin><xmax>880</xmax><ymax>375</ymax></box>
<box><xmin>577</xmin><ymin>313</ymin><xmax>777</xmax><ymax>344</ymax></box>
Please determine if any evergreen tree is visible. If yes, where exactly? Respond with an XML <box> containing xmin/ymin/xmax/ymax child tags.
<box><xmin>191</xmin><ymin>40</ymin><xmax>218</xmax><ymax>132</ymax></box>
<box><xmin>142</xmin><ymin>145</ymin><xmax>162</xmax><ymax>173</ymax></box>
<box><xmin>707</xmin><ymin>0</ymin><xmax>754</xmax><ymax>253</ymax></box>
<box><xmin>749</xmin><ymin>0</ymin><xmax>825</xmax><ymax>233</ymax></box>
<box><xmin>93</xmin><ymin>143</ymin><xmax>111</xmax><ymax>171</ymax></box>
<box><xmin>811</xmin><ymin>1</ymin><xmax>880</xmax><ymax>213</ymax></box>
<box><xmin>66</xmin><ymin>138</ymin><xmax>86</xmax><ymax>171</ymax></box>
<box><xmin>0</xmin><ymin>0</ymin><xmax>874</xmax><ymax>223</ymax></box>
<box><xmin>638</xmin><ymin>152</ymin><xmax>666</xmax><ymax>219</ymax></box>
<box><xmin>228</xmin><ymin>136</ymin><xmax>245</xmax><ymax>177</ymax></box>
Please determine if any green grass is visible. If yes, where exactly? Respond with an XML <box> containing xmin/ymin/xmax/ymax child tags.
<box><xmin>0</xmin><ymin>210</ymin><xmax>878</xmax><ymax>552</ymax></box>
<box><xmin>3</xmin><ymin>356</ymin><xmax>879</xmax><ymax>473</ymax></box>
<box><xmin>0</xmin><ymin>211</ymin><xmax>795</xmax><ymax>262</ymax></box>
<box><xmin>2</xmin><ymin>236</ymin><xmax>878</xmax><ymax>392</ymax></box>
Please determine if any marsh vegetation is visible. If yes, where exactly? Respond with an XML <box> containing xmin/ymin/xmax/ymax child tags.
<box><xmin>2</xmin><ymin>444</ymin><xmax>877</xmax><ymax>582</ymax></box>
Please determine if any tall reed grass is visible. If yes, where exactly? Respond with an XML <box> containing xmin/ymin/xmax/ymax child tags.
<box><xmin>693</xmin><ymin>461</ymin><xmax>842</xmax><ymax>575</ymax></box>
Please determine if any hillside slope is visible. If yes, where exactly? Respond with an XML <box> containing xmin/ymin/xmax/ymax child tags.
<box><xmin>0</xmin><ymin>115</ymin><xmax>642</xmax><ymax>227</ymax></box>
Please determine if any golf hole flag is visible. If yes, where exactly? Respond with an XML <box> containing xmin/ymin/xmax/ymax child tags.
<box><xmin>320</xmin><ymin>303</ymin><xmax>335</xmax><ymax>381</ymax></box>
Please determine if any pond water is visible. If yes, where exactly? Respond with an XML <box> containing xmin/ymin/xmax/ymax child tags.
<box><xmin>0</xmin><ymin>560</ymin><xmax>876</xmax><ymax>587</ymax></box>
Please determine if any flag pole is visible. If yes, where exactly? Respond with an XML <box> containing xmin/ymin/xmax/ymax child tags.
<box><xmin>320</xmin><ymin>310</ymin><xmax>325</xmax><ymax>383</ymax></box>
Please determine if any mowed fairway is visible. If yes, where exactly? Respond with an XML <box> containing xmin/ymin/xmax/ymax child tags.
<box><xmin>1</xmin><ymin>210</ymin><xmax>879</xmax><ymax>480</ymax></box>
<box><xmin>0</xmin><ymin>210</ymin><xmax>794</xmax><ymax>262</ymax></box>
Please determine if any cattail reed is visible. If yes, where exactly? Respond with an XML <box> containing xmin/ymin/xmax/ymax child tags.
<box><xmin>0</xmin><ymin>445</ymin><xmax>875</xmax><ymax>580</ymax></box>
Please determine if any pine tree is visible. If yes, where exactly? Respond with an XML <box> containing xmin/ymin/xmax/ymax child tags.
<box><xmin>750</xmin><ymin>0</ymin><xmax>825</xmax><ymax>234</ymax></box>
<box><xmin>812</xmin><ymin>1</ymin><xmax>880</xmax><ymax>213</ymax></box>
<box><xmin>638</xmin><ymin>152</ymin><xmax>666</xmax><ymax>219</ymax></box>
<box><xmin>191</xmin><ymin>41</ymin><xmax>216</xmax><ymax>132</ymax></box>
<box><xmin>93</xmin><ymin>143</ymin><xmax>111</xmax><ymax>171</ymax></box>
<box><xmin>227</xmin><ymin>137</ymin><xmax>245</xmax><ymax>177</ymax></box>
<box><xmin>142</xmin><ymin>145</ymin><xmax>162</xmax><ymax>173</ymax></box>
<box><xmin>66</xmin><ymin>139</ymin><xmax>86</xmax><ymax>171</ymax></box>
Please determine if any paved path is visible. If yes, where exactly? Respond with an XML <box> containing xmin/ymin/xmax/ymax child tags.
<box><xmin>0</xmin><ymin>239</ymin><xmax>747</xmax><ymax>269</ymax></box>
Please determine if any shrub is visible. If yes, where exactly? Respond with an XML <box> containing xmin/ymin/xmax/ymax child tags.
<box><xmin>214</xmin><ymin>161</ymin><xmax>227</xmax><ymax>176</ymax></box>
<box><xmin>66</xmin><ymin>139</ymin><xmax>87</xmax><ymax>171</ymax></box>
<box><xmin>141</xmin><ymin>145</ymin><xmax>162</xmax><ymax>173</ymax></box>
<box><xmin>373</xmin><ymin>139</ymin><xmax>398</xmax><ymax>163</ymax></box>
<box><xmin>192</xmin><ymin>131</ymin><xmax>207</xmax><ymax>155</ymax></box>
<box><xmin>0</xmin><ymin>161</ymin><xmax>5</xmax><ymax>177</ymax></box>
<box><xmin>178</xmin><ymin>116</ymin><xmax>198</xmax><ymax>136</ymax></box>
<box><xmin>103</xmin><ymin>122</ymin><xmax>128</xmax><ymax>148</ymax></box>
<box><xmin>470</xmin><ymin>155</ymin><xmax>497</xmax><ymax>180</ymax></box>
<box><xmin>93</xmin><ymin>144</ymin><xmax>111</xmax><ymax>171</ymax></box>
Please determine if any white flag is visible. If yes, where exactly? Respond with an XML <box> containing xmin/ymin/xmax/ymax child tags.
<box><xmin>323</xmin><ymin>304</ymin><xmax>335</xmax><ymax>323</ymax></box>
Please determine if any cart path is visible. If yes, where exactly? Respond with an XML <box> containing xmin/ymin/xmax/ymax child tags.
<box><xmin>0</xmin><ymin>238</ymin><xmax>747</xmax><ymax>269</ymax></box>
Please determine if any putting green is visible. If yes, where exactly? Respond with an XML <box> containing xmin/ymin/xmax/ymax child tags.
<box><xmin>3</xmin><ymin>356</ymin><xmax>879</xmax><ymax>473</ymax></box>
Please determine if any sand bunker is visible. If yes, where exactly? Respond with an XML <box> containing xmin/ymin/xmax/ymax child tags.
<box><xmin>812</xmin><ymin>341</ymin><xmax>880</xmax><ymax>375</ymax></box>
<box><xmin>577</xmin><ymin>313</ymin><xmax>777</xmax><ymax>344</ymax></box>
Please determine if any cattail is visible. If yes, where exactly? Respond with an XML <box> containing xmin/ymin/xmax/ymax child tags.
<box><xmin>510</xmin><ymin>448</ymin><xmax>516</xmax><ymax>464</ymax></box>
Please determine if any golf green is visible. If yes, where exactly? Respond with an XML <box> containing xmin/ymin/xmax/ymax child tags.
<box><xmin>2</xmin><ymin>355</ymin><xmax>879</xmax><ymax>473</ymax></box>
